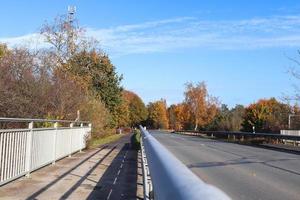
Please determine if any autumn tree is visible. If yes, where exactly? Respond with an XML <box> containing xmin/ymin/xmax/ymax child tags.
<box><xmin>147</xmin><ymin>99</ymin><xmax>169</xmax><ymax>129</ymax></box>
<box><xmin>40</xmin><ymin>13</ymin><xmax>123</xmax><ymax>128</ymax></box>
<box><xmin>122</xmin><ymin>90</ymin><xmax>148</xmax><ymax>127</ymax></box>
<box><xmin>242</xmin><ymin>98</ymin><xmax>290</xmax><ymax>133</ymax></box>
<box><xmin>168</xmin><ymin>103</ymin><xmax>186</xmax><ymax>130</ymax></box>
<box><xmin>184</xmin><ymin>82</ymin><xmax>219</xmax><ymax>130</ymax></box>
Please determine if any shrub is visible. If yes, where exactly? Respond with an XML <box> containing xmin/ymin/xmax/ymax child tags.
<box><xmin>131</xmin><ymin>129</ymin><xmax>141</xmax><ymax>150</ymax></box>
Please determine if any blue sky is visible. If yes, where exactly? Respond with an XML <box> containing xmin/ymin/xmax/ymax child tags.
<box><xmin>1</xmin><ymin>0</ymin><xmax>300</xmax><ymax>107</ymax></box>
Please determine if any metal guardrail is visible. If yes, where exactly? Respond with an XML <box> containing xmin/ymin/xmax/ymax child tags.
<box><xmin>0</xmin><ymin>117</ymin><xmax>92</xmax><ymax>186</ymax></box>
<box><xmin>139</xmin><ymin>126</ymin><xmax>230</xmax><ymax>200</ymax></box>
<box><xmin>177</xmin><ymin>130</ymin><xmax>300</xmax><ymax>143</ymax></box>
<box><xmin>281</xmin><ymin>130</ymin><xmax>300</xmax><ymax>145</ymax></box>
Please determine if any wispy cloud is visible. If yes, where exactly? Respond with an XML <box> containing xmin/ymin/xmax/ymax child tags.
<box><xmin>2</xmin><ymin>15</ymin><xmax>300</xmax><ymax>56</ymax></box>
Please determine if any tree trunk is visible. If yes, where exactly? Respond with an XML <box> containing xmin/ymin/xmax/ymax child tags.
<box><xmin>194</xmin><ymin>123</ymin><xmax>198</xmax><ymax>131</ymax></box>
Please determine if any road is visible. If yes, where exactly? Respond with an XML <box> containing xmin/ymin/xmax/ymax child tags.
<box><xmin>151</xmin><ymin>131</ymin><xmax>300</xmax><ymax>200</ymax></box>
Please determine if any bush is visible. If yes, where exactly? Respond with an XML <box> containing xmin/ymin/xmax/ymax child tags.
<box><xmin>131</xmin><ymin>129</ymin><xmax>141</xmax><ymax>150</ymax></box>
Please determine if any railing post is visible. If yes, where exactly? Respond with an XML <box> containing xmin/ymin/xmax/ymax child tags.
<box><xmin>25</xmin><ymin>122</ymin><xmax>33</xmax><ymax>177</ymax></box>
<box><xmin>52</xmin><ymin>122</ymin><xmax>58</xmax><ymax>164</ymax></box>
<box><xmin>69</xmin><ymin>123</ymin><xmax>74</xmax><ymax>157</ymax></box>
<box><xmin>79</xmin><ymin>123</ymin><xmax>84</xmax><ymax>152</ymax></box>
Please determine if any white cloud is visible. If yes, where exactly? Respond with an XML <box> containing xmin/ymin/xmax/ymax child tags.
<box><xmin>2</xmin><ymin>15</ymin><xmax>300</xmax><ymax>56</ymax></box>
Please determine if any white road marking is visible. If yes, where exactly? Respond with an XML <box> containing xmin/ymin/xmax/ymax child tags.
<box><xmin>113</xmin><ymin>177</ymin><xmax>118</xmax><ymax>184</ymax></box>
<box><xmin>107</xmin><ymin>189</ymin><xmax>113</xmax><ymax>200</ymax></box>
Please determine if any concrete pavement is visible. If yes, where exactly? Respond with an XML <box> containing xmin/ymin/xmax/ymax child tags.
<box><xmin>151</xmin><ymin>131</ymin><xmax>300</xmax><ymax>200</ymax></box>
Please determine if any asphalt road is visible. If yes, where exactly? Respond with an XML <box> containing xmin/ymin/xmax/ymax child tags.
<box><xmin>150</xmin><ymin>131</ymin><xmax>300</xmax><ymax>200</ymax></box>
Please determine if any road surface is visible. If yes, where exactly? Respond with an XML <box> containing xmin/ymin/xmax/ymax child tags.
<box><xmin>151</xmin><ymin>131</ymin><xmax>300</xmax><ymax>200</ymax></box>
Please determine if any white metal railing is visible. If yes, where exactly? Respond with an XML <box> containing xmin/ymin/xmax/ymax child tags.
<box><xmin>281</xmin><ymin>130</ymin><xmax>300</xmax><ymax>145</ymax></box>
<box><xmin>0</xmin><ymin>117</ymin><xmax>91</xmax><ymax>186</ymax></box>
<box><xmin>139</xmin><ymin>126</ymin><xmax>230</xmax><ymax>200</ymax></box>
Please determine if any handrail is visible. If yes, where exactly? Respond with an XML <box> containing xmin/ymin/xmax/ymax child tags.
<box><xmin>139</xmin><ymin>126</ymin><xmax>230</xmax><ymax>200</ymax></box>
<box><xmin>0</xmin><ymin>117</ymin><xmax>89</xmax><ymax>124</ymax></box>
<box><xmin>0</xmin><ymin>117</ymin><xmax>92</xmax><ymax>186</ymax></box>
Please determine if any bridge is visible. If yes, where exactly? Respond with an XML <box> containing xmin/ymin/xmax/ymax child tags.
<box><xmin>0</xmin><ymin>118</ymin><xmax>300</xmax><ymax>200</ymax></box>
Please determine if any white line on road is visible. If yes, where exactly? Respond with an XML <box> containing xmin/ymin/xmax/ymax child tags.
<box><xmin>113</xmin><ymin>177</ymin><xmax>118</xmax><ymax>184</ymax></box>
<box><xmin>107</xmin><ymin>189</ymin><xmax>113</xmax><ymax>200</ymax></box>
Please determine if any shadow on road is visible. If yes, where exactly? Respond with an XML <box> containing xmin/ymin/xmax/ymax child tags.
<box><xmin>187</xmin><ymin>157</ymin><xmax>300</xmax><ymax>176</ymax></box>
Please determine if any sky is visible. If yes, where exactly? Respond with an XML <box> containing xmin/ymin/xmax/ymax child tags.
<box><xmin>1</xmin><ymin>0</ymin><xmax>300</xmax><ymax>107</ymax></box>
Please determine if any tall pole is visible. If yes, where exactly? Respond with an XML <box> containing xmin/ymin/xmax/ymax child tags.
<box><xmin>288</xmin><ymin>114</ymin><xmax>291</xmax><ymax>129</ymax></box>
<box><xmin>67</xmin><ymin>6</ymin><xmax>76</xmax><ymax>57</ymax></box>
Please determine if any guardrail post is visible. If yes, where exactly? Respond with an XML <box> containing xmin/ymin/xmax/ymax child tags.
<box><xmin>69</xmin><ymin>123</ymin><xmax>74</xmax><ymax>157</ymax></box>
<box><xmin>52</xmin><ymin>122</ymin><xmax>58</xmax><ymax>164</ymax></box>
<box><xmin>25</xmin><ymin>122</ymin><xmax>33</xmax><ymax>177</ymax></box>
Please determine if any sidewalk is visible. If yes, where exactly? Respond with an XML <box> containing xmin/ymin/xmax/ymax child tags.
<box><xmin>0</xmin><ymin>134</ymin><xmax>143</xmax><ymax>200</ymax></box>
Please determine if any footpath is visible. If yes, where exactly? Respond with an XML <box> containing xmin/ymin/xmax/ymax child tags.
<box><xmin>0</xmin><ymin>134</ymin><xmax>143</xmax><ymax>200</ymax></box>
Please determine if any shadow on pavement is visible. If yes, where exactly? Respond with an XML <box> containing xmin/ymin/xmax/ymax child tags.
<box><xmin>86</xmin><ymin>143</ymin><xmax>141</xmax><ymax>200</ymax></box>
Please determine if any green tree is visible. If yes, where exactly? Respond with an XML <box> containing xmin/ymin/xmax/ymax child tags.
<box><xmin>67</xmin><ymin>51</ymin><xmax>123</xmax><ymax>126</ymax></box>
<box><xmin>207</xmin><ymin>104</ymin><xmax>245</xmax><ymax>131</ymax></box>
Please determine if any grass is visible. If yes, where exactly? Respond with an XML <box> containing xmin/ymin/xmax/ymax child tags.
<box><xmin>89</xmin><ymin>134</ymin><xmax>123</xmax><ymax>148</ymax></box>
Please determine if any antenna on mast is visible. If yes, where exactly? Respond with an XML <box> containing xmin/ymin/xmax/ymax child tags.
<box><xmin>68</xmin><ymin>5</ymin><xmax>76</xmax><ymax>24</ymax></box>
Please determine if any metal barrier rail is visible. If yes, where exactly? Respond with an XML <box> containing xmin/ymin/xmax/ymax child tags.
<box><xmin>281</xmin><ymin>130</ymin><xmax>300</xmax><ymax>145</ymax></box>
<box><xmin>177</xmin><ymin>130</ymin><xmax>300</xmax><ymax>142</ymax></box>
<box><xmin>139</xmin><ymin>126</ymin><xmax>230</xmax><ymax>200</ymax></box>
<box><xmin>0</xmin><ymin>117</ymin><xmax>91</xmax><ymax>186</ymax></box>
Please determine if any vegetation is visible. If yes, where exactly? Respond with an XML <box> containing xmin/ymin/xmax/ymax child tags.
<box><xmin>88</xmin><ymin>134</ymin><xmax>123</xmax><ymax>148</ymax></box>
<box><xmin>207</xmin><ymin>104</ymin><xmax>245</xmax><ymax>131</ymax></box>
<box><xmin>184</xmin><ymin>82</ymin><xmax>219</xmax><ymax>130</ymax></box>
<box><xmin>241</xmin><ymin>98</ymin><xmax>291</xmax><ymax>133</ymax></box>
<box><xmin>122</xmin><ymin>90</ymin><xmax>148</xmax><ymax>127</ymax></box>
<box><xmin>147</xmin><ymin>99</ymin><xmax>169</xmax><ymax>129</ymax></box>
<box><xmin>0</xmin><ymin>13</ymin><xmax>123</xmax><ymax>140</ymax></box>
<box><xmin>1</xmin><ymin>11</ymin><xmax>298</xmax><ymax>140</ymax></box>
<box><xmin>130</xmin><ymin>129</ymin><xmax>141</xmax><ymax>150</ymax></box>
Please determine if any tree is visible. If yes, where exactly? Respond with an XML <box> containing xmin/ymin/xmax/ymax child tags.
<box><xmin>168</xmin><ymin>103</ymin><xmax>186</xmax><ymax>130</ymax></box>
<box><xmin>207</xmin><ymin>104</ymin><xmax>245</xmax><ymax>131</ymax></box>
<box><xmin>242</xmin><ymin>98</ymin><xmax>290</xmax><ymax>133</ymax></box>
<box><xmin>40</xmin><ymin>15</ymin><xmax>84</xmax><ymax>65</ymax></box>
<box><xmin>41</xmin><ymin>13</ymin><xmax>123</xmax><ymax>127</ymax></box>
<box><xmin>147</xmin><ymin>99</ymin><xmax>169</xmax><ymax>129</ymax></box>
<box><xmin>184</xmin><ymin>82</ymin><xmax>218</xmax><ymax>130</ymax></box>
<box><xmin>0</xmin><ymin>43</ymin><xmax>8</xmax><ymax>58</ymax></box>
<box><xmin>67</xmin><ymin>51</ymin><xmax>123</xmax><ymax>126</ymax></box>
<box><xmin>122</xmin><ymin>90</ymin><xmax>148</xmax><ymax>127</ymax></box>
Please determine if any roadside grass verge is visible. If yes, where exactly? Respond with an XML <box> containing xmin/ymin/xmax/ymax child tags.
<box><xmin>88</xmin><ymin>134</ymin><xmax>123</xmax><ymax>148</ymax></box>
